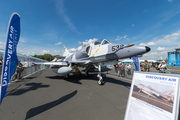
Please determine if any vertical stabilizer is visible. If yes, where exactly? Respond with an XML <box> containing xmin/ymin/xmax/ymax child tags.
<box><xmin>63</xmin><ymin>45</ymin><xmax>71</xmax><ymax>57</ymax></box>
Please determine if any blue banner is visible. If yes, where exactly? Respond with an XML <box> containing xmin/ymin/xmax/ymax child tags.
<box><xmin>132</xmin><ymin>57</ymin><xmax>140</xmax><ymax>71</ymax></box>
<box><xmin>168</xmin><ymin>52</ymin><xmax>180</xmax><ymax>66</ymax></box>
<box><xmin>0</xmin><ymin>13</ymin><xmax>20</xmax><ymax>103</ymax></box>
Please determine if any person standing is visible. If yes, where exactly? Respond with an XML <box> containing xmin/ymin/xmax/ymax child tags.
<box><xmin>171</xmin><ymin>62</ymin><xmax>173</xmax><ymax>67</ymax></box>
<box><xmin>118</xmin><ymin>63</ymin><xmax>122</xmax><ymax>77</ymax></box>
<box><xmin>121</xmin><ymin>62</ymin><xmax>125</xmax><ymax>77</ymax></box>
<box><xmin>140</xmin><ymin>62</ymin><xmax>144</xmax><ymax>71</ymax></box>
<box><xmin>126</xmin><ymin>64</ymin><xmax>131</xmax><ymax>75</ymax></box>
<box><xmin>158</xmin><ymin>60</ymin><xmax>170</xmax><ymax>73</ymax></box>
<box><xmin>113</xmin><ymin>64</ymin><xmax>118</xmax><ymax>76</ymax></box>
<box><xmin>16</xmin><ymin>61</ymin><xmax>26</xmax><ymax>80</ymax></box>
<box><xmin>144</xmin><ymin>60</ymin><xmax>150</xmax><ymax>72</ymax></box>
<box><xmin>0</xmin><ymin>58</ymin><xmax>3</xmax><ymax>75</ymax></box>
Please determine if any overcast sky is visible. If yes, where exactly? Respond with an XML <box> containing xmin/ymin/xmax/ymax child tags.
<box><xmin>0</xmin><ymin>0</ymin><xmax>180</xmax><ymax>60</ymax></box>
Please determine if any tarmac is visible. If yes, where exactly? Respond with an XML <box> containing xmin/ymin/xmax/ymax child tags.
<box><xmin>0</xmin><ymin>68</ymin><xmax>132</xmax><ymax>120</ymax></box>
<box><xmin>0</xmin><ymin>67</ymin><xmax>179</xmax><ymax>120</ymax></box>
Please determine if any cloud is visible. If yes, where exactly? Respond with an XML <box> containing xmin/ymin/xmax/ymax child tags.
<box><xmin>123</xmin><ymin>35</ymin><xmax>127</xmax><ymax>38</ymax></box>
<box><xmin>0</xmin><ymin>41</ymin><xmax>5</xmax><ymax>45</ymax></box>
<box><xmin>154</xmin><ymin>30</ymin><xmax>180</xmax><ymax>45</ymax></box>
<box><xmin>115</xmin><ymin>36</ymin><xmax>122</xmax><ymax>41</ymax></box>
<box><xmin>54</xmin><ymin>50</ymin><xmax>60</xmax><ymax>53</ymax></box>
<box><xmin>68</xmin><ymin>48</ymin><xmax>76</xmax><ymax>52</ymax></box>
<box><xmin>139</xmin><ymin>42</ymin><xmax>156</xmax><ymax>46</ymax></box>
<box><xmin>168</xmin><ymin>0</ymin><xmax>172</xmax><ymax>2</ymax></box>
<box><xmin>157</xmin><ymin>47</ymin><xmax>165</xmax><ymax>51</ymax></box>
<box><xmin>41</xmin><ymin>50</ymin><xmax>50</xmax><ymax>54</ymax></box>
<box><xmin>79</xmin><ymin>38</ymin><xmax>98</xmax><ymax>45</ymax></box>
<box><xmin>0</xmin><ymin>41</ymin><xmax>5</xmax><ymax>49</ymax></box>
<box><xmin>55</xmin><ymin>42</ymin><xmax>62</xmax><ymax>45</ymax></box>
<box><xmin>19</xmin><ymin>37</ymin><xmax>27</xmax><ymax>43</ymax></box>
<box><xmin>132</xmin><ymin>24</ymin><xmax>135</xmax><ymax>26</ymax></box>
<box><xmin>115</xmin><ymin>35</ymin><xmax>128</xmax><ymax>41</ymax></box>
<box><xmin>53</xmin><ymin>0</ymin><xmax>80</xmax><ymax>34</ymax></box>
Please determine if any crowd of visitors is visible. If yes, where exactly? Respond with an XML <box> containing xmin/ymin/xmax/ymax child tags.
<box><xmin>113</xmin><ymin>62</ymin><xmax>132</xmax><ymax>77</ymax></box>
<box><xmin>113</xmin><ymin>60</ymin><xmax>171</xmax><ymax>77</ymax></box>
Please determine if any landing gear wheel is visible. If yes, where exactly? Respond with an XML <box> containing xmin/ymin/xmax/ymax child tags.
<box><xmin>97</xmin><ymin>79</ymin><xmax>104</xmax><ymax>85</ymax></box>
<box><xmin>64</xmin><ymin>74</ymin><xmax>70</xmax><ymax>79</ymax></box>
<box><xmin>85</xmin><ymin>72</ymin><xmax>89</xmax><ymax>77</ymax></box>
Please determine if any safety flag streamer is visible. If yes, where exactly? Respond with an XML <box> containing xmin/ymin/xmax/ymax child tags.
<box><xmin>132</xmin><ymin>57</ymin><xmax>140</xmax><ymax>71</ymax></box>
<box><xmin>0</xmin><ymin>13</ymin><xmax>20</xmax><ymax>103</ymax></box>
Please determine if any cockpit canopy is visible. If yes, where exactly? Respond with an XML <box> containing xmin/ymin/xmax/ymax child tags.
<box><xmin>94</xmin><ymin>39</ymin><xmax>111</xmax><ymax>45</ymax></box>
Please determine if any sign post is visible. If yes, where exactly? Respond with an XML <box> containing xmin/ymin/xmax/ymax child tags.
<box><xmin>132</xmin><ymin>57</ymin><xmax>140</xmax><ymax>71</ymax></box>
<box><xmin>124</xmin><ymin>72</ymin><xmax>180</xmax><ymax>120</ymax></box>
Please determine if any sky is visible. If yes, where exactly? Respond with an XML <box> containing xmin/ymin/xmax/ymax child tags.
<box><xmin>0</xmin><ymin>0</ymin><xmax>180</xmax><ymax>60</ymax></box>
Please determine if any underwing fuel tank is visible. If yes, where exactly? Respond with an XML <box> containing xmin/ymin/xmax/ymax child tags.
<box><xmin>54</xmin><ymin>67</ymin><xmax>72</xmax><ymax>75</ymax></box>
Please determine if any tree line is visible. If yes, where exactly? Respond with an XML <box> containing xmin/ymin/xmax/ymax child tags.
<box><xmin>32</xmin><ymin>54</ymin><xmax>61</xmax><ymax>61</ymax></box>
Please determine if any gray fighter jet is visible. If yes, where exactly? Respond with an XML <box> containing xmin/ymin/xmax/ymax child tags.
<box><xmin>134</xmin><ymin>84</ymin><xmax>174</xmax><ymax>103</ymax></box>
<box><xmin>36</xmin><ymin>39</ymin><xmax>151</xmax><ymax>85</ymax></box>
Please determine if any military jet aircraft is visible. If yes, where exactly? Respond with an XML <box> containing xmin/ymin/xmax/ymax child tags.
<box><xmin>36</xmin><ymin>39</ymin><xmax>151</xmax><ymax>85</ymax></box>
<box><xmin>134</xmin><ymin>84</ymin><xmax>174</xmax><ymax>103</ymax></box>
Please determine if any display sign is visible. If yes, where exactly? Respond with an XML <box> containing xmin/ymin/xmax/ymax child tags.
<box><xmin>124</xmin><ymin>72</ymin><xmax>180</xmax><ymax>120</ymax></box>
<box><xmin>168</xmin><ymin>52</ymin><xmax>180</xmax><ymax>66</ymax></box>
<box><xmin>0</xmin><ymin>13</ymin><xmax>20</xmax><ymax>103</ymax></box>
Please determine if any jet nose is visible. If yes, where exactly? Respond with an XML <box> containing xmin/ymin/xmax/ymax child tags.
<box><xmin>145</xmin><ymin>46</ymin><xmax>151</xmax><ymax>52</ymax></box>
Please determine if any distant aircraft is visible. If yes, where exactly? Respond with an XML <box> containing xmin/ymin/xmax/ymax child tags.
<box><xmin>134</xmin><ymin>84</ymin><xmax>174</xmax><ymax>103</ymax></box>
<box><xmin>36</xmin><ymin>39</ymin><xmax>151</xmax><ymax>85</ymax></box>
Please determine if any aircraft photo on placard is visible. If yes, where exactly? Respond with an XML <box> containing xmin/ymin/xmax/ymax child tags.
<box><xmin>132</xmin><ymin>80</ymin><xmax>175</xmax><ymax>113</ymax></box>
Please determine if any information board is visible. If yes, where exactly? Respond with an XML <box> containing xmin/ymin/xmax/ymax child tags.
<box><xmin>124</xmin><ymin>72</ymin><xmax>180</xmax><ymax>120</ymax></box>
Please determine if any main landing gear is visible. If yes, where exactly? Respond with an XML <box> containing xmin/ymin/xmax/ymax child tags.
<box><xmin>96</xmin><ymin>63</ymin><xmax>105</xmax><ymax>85</ymax></box>
<box><xmin>85</xmin><ymin>66</ymin><xmax>90</xmax><ymax>77</ymax></box>
<box><xmin>64</xmin><ymin>74</ymin><xmax>70</xmax><ymax>79</ymax></box>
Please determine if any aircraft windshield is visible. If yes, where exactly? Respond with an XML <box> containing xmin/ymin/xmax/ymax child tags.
<box><xmin>93</xmin><ymin>39</ymin><xmax>111</xmax><ymax>45</ymax></box>
<box><xmin>94</xmin><ymin>41</ymin><xmax>101</xmax><ymax>45</ymax></box>
<box><xmin>101</xmin><ymin>39</ymin><xmax>111</xmax><ymax>45</ymax></box>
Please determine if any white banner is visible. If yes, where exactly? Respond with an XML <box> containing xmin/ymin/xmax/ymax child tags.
<box><xmin>124</xmin><ymin>72</ymin><xmax>180</xmax><ymax>120</ymax></box>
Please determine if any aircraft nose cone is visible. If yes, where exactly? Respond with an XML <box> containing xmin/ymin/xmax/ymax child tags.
<box><xmin>145</xmin><ymin>46</ymin><xmax>151</xmax><ymax>52</ymax></box>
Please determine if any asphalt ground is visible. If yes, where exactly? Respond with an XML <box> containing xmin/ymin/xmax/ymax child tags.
<box><xmin>0</xmin><ymin>68</ymin><xmax>132</xmax><ymax>120</ymax></box>
<box><xmin>0</xmin><ymin>67</ymin><xmax>180</xmax><ymax>120</ymax></box>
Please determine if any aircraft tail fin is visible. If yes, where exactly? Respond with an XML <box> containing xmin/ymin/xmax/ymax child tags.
<box><xmin>63</xmin><ymin>45</ymin><xmax>71</xmax><ymax>57</ymax></box>
<box><xmin>51</xmin><ymin>57</ymin><xmax>57</xmax><ymax>62</ymax></box>
<box><xmin>162</xmin><ymin>90</ymin><xmax>174</xmax><ymax>96</ymax></box>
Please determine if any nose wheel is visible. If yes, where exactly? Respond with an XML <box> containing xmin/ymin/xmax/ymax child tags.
<box><xmin>64</xmin><ymin>74</ymin><xmax>70</xmax><ymax>79</ymax></box>
<box><xmin>96</xmin><ymin>63</ymin><xmax>105</xmax><ymax>85</ymax></box>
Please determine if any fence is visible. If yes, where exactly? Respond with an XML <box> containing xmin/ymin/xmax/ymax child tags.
<box><xmin>10</xmin><ymin>65</ymin><xmax>47</xmax><ymax>81</ymax></box>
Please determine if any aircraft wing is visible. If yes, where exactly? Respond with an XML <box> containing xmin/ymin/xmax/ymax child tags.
<box><xmin>35</xmin><ymin>61</ymin><xmax>68</xmax><ymax>66</ymax></box>
<box><xmin>69</xmin><ymin>60</ymin><xmax>90</xmax><ymax>64</ymax></box>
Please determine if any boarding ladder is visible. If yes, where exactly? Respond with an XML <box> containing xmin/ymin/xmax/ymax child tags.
<box><xmin>73</xmin><ymin>66</ymin><xmax>82</xmax><ymax>76</ymax></box>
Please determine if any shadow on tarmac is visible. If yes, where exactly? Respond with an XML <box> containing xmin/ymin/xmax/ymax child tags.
<box><xmin>25</xmin><ymin>90</ymin><xmax>77</xmax><ymax>120</ymax></box>
<box><xmin>7</xmin><ymin>82</ymin><xmax>50</xmax><ymax>96</ymax></box>
<box><xmin>46</xmin><ymin>75</ymin><xmax>83</xmax><ymax>84</ymax></box>
<box><xmin>104</xmin><ymin>76</ymin><xmax>131</xmax><ymax>88</ymax></box>
<box><xmin>45</xmin><ymin>73</ymin><xmax>131</xmax><ymax>88</ymax></box>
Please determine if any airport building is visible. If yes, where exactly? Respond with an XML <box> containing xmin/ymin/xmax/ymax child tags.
<box><xmin>168</xmin><ymin>48</ymin><xmax>180</xmax><ymax>66</ymax></box>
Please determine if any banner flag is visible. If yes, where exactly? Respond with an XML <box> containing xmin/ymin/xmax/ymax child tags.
<box><xmin>0</xmin><ymin>13</ymin><xmax>20</xmax><ymax>103</ymax></box>
<box><xmin>132</xmin><ymin>57</ymin><xmax>140</xmax><ymax>71</ymax></box>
